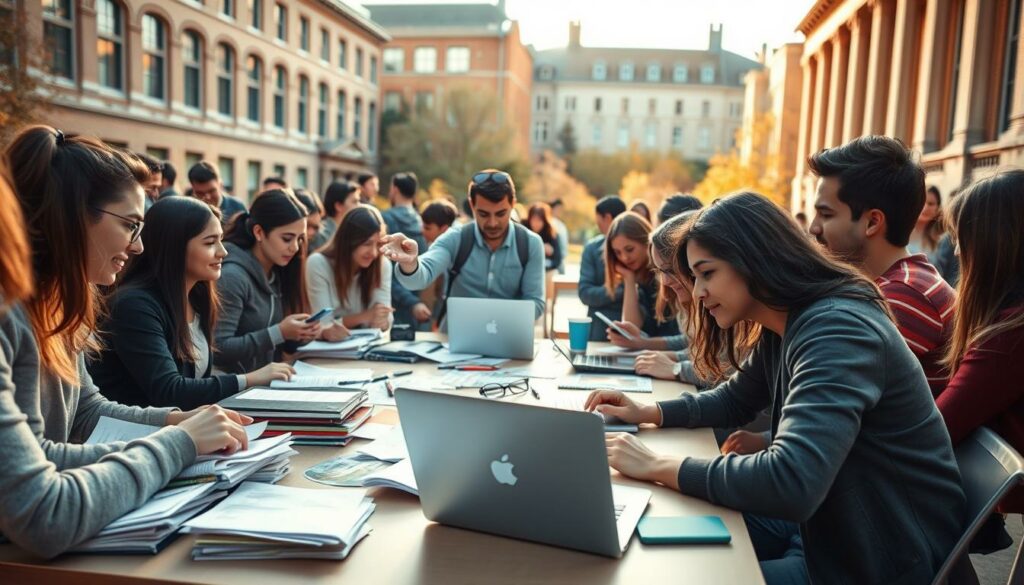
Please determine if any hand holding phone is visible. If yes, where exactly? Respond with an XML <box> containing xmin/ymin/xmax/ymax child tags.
<box><xmin>595</xmin><ymin>311</ymin><xmax>635</xmax><ymax>341</ymax></box>
<box><xmin>306</xmin><ymin>307</ymin><xmax>334</xmax><ymax>324</ymax></box>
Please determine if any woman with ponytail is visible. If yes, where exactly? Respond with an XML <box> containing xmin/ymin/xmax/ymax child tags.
<box><xmin>89</xmin><ymin>197</ymin><xmax>294</xmax><ymax>409</ymax></box>
<box><xmin>215</xmin><ymin>189</ymin><xmax>320</xmax><ymax>373</ymax></box>
<box><xmin>0</xmin><ymin>127</ymin><xmax>248</xmax><ymax>557</ymax></box>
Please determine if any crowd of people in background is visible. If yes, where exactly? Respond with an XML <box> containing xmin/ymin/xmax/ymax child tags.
<box><xmin>0</xmin><ymin>123</ymin><xmax>1021</xmax><ymax>585</ymax></box>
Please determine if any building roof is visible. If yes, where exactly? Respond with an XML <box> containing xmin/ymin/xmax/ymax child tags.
<box><xmin>797</xmin><ymin>0</ymin><xmax>842</xmax><ymax>35</ymax></box>
<box><xmin>363</xmin><ymin>2</ymin><xmax>508</xmax><ymax>37</ymax></box>
<box><xmin>317</xmin><ymin>1</ymin><xmax>391</xmax><ymax>42</ymax></box>
<box><xmin>533</xmin><ymin>46</ymin><xmax>761</xmax><ymax>87</ymax></box>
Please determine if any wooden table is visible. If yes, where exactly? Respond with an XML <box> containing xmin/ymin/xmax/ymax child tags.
<box><xmin>0</xmin><ymin>337</ymin><xmax>764</xmax><ymax>585</ymax></box>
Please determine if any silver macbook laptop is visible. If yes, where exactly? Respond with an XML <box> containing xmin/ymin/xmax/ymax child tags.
<box><xmin>447</xmin><ymin>297</ymin><xmax>535</xmax><ymax>360</ymax></box>
<box><xmin>395</xmin><ymin>388</ymin><xmax>651</xmax><ymax>558</ymax></box>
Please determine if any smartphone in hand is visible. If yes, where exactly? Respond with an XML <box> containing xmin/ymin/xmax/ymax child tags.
<box><xmin>306</xmin><ymin>307</ymin><xmax>334</xmax><ymax>324</ymax></box>
<box><xmin>595</xmin><ymin>311</ymin><xmax>635</xmax><ymax>341</ymax></box>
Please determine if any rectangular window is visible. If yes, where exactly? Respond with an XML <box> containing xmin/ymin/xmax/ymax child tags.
<box><xmin>621</xmin><ymin>98</ymin><xmax>629</xmax><ymax>114</ymax></box>
<box><xmin>591</xmin><ymin>123</ymin><xmax>603</xmax><ymax>145</ymax></box>
<box><xmin>296</xmin><ymin>167</ymin><xmax>308</xmax><ymax>188</ymax></box>
<box><xmin>146</xmin><ymin>146</ymin><xmax>169</xmax><ymax>160</ymax></box>
<box><xmin>246</xmin><ymin>56</ymin><xmax>261</xmax><ymax>123</ymax></box>
<box><xmin>368</xmin><ymin>102</ymin><xmax>377</xmax><ymax>152</ymax></box>
<box><xmin>672</xmin><ymin>126</ymin><xmax>683</xmax><ymax>148</ymax></box>
<box><xmin>297</xmin><ymin>77</ymin><xmax>308</xmax><ymax>134</ymax></box>
<box><xmin>700</xmin><ymin>65</ymin><xmax>715</xmax><ymax>84</ymax></box>
<box><xmin>701</xmin><ymin>100</ymin><xmax>711</xmax><ymax>118</ymax></box>
<box><xmin>414</xmin><ymin>47</ymin><xmax>437</xmax><ymax>73</ymax></box>
<box><xmin>299</xmin><ymin>16</ymin><xmax>309</xmax><ymax>51</ymax></box>
<box><xmin>594</xmin><ymin>97</ymin><xmax>602</xmax><ymax>113</ymax></box>
<box><xmin>320</xmin><ymin>28</ymin><xmax>329</xmax><ymax>62</ymax></box>
<box><xmin>249</xmin><ymin>0</ymin><xmax>262</xmax><ymax>29</ymax></box>
<box><xmin>648</xmin><ymin>98</ymin><xmax>656</xmax><ymax>115</ymax></box>
<box><xmin>673</xmin><ymin>64</ymin><xmax>688</xmax><ymax>83</ymax></box>
<box><xmin>592</xmin><ymin>61</ymin><xmax>606</xmax><ymax>81</ymax></box>
<box><xmin>619</xmin><ymin>62</ymin><xmax>634</xmax><ymax>81</ymax></box>
<box><xmin>317</xmin><ymin>83</ymin><xmax>328</xmax><ymax>138</ymax></box>
<box><xmin>247</xmin><ymin>161</ymin><xmax>261</xmax><ymax>199</ymax></box>
<box><xmin>617</xmin><ymin>122</ymin><xmax>629</xmax><ymax>148</ymax></box>
<box><xmin>675</xmin><ymin>99</ymin><xmax>683</xmax><ymax>115</ymax></box>
<box><xmin>183</xmin><ymin>33</ymin><xmax>202</xmax><ymax>108</ymax></box>
<box><xmin>336</xmin><ymin>90</ymin><xmax>346</xmax><ymax>139</ymax></box>
<box><xmin>999</xmin><ymin>0</ymin><xmax>1022</xmax><ymax>132</ymax></box>
<box><xmin>353</xmin><ymin>98</ymin><xmax>362</xmax><ymax>140</ymax></box>
<box><xmin>384</xmin><ymin>91</ymin><xmax>402</xmax><ymax>112</ymax></box>
<box><xmin>43</xmin><ymin>0</ymin><xmax>75</xmax><ymax>79</ymax></box>
<box><xmin>218</xmin><ymin>157</ymin><xmax>235</xmax><ymax>192</ymax></box>
<box><xmin>383</xmin><ymin>48</ymin><xmax>404</xmax><ymax>73</ymax></box>
<box><xmin>275</xmin><ymin>3</ymin><xmax>286</xmax><ymax>41</ymax></box>
<box><xmin>96</xmin><ymin>0</ymin><xmax>124</xmax><ymax>90</ymax></box>
<box><xmin>216</xmin><ymin>45</ymin><xmax>234</xmax><ymax>116</ymax></box>
<box><xmin>355</xmin><ymin>48</ymin><xmax>364</xmax><ymax>77</ymax></box>
<box><xmin>370</xmin><ymin>56</ymin><xmax>378</xmax><ymax>83</ymax></box>
<box><xmin>186</xmin><ymin>152</ymin><xmax>203</xmax><ymax>171</ymax></box>
<box><xmin>646</xmin><ymin>64</ymin><xmax>660</xmax><ymax>82</ymax></box>
<box><xmin>564</xmin><ymin>96</ymin><xmax>576</xmax><ymax>112</ymax></box>
<box><xmin>644</xmin><ymin>122</ymin><xmax>657</xmax><ymax>148</ymax></box>
<box><xmin>698</xmin><ymin>126</ymin><xmax>711</xmax><ymax>150</ymax></box>
<box><xmin>272</xmin><ymin>66</ymin><xmax>285</xmax><ymax>128</ymax></box>
<box><xmin>221</xmin><ymin>0</ymin><xmax>234</xmax><ymax>18</ymax></box>
<box><xmin>141</xmin><ymin>15</ymin><xmax>165</xmax><ymax>100</ymax></box>
<box><xmin>273</xmin><ymin>163</ymin><xmax>286</xmax><ymax>180</ymax></box>
<box><xmin>446</xmin><ymin>46</ymin><xmax>470</xmax><ymax>73</ymax></box>
<box><xmin>338</xmin><ymin>39</ymin><xmax>347</xmax><ymax>70</ymax></box>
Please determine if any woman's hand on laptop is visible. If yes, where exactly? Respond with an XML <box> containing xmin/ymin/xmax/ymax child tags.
<box><xmin>584</xmin><ymin>390</ymin><xmax>662</xmax><ymax>425</ymax></box>
<box><xmin>634</xmin><ymin>351</ymin><xmax>677</xmax><ymax>380</ymax></box>
<box><xmin>605</xmin><ymin>433</ymin><xmax>682</xmax><ymax>490</ymax></box>
<box><xmin>379</xmin><ymin>234</ymin><xmax>419</xmax><ymax>270</ymax></box>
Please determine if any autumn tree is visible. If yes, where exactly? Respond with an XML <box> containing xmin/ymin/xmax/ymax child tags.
<box><xmin>0</xmin><ymin>6</ymin><xmax>51</xmax><ymax>147</ymax></box>
<box><xmin>521</xmin><ymin>150</ymin><xmax>594</xmax><ymax>242</ymax></box>
<box><xmin>381</xmin><ymin>86</ymin><xmax>527</xmax><ymax>202</ymax></box>
<box><xmin>693</xmin><ymin>112</ymin><xmax>789</xmax><ymax>206</ymax></box>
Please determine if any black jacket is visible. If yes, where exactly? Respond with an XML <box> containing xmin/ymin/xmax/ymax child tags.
<box><xmin>89</xmin><ymin>285</ymin><xmax>240</xmax><ymax>409</ymax></box>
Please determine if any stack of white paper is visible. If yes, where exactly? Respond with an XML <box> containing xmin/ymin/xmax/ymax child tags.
<box><xmin>270</xmin><ymin>361</ymin><xmax>373</xmax><ymax>389</ymax></box>
<box><xmin>354</xmin><ymin>426</ymin><xmax>408</xmax><ymax>462</ymax></box>
<box><xmin>183</xmin><ymin>482</ymin><xmax>375</xmax><ymax>560</ymax></box>
<box><xmin>295</xmin><ymin>330</ymin><xmax>383</xmax><ymax>359</ymax></box>
<box><xmin>72</xmin><ymin>483</ymin><xmax>227</xmax><ymax>554</ymax></box>
<box><xmin>182</xmin><ymin>432</ymin><xmax>297</xmax><ymax>489</ymax></box>
<box><xmin>361</xmin><ymin>458</ymin><xmax>418</xmax><ymax>496</ymax></box>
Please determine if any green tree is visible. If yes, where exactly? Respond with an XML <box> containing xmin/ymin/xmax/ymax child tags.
<box><xmin>381</xmin><ymin>86</ymin><xmax>527</xmax><ymax>201</ymax></box>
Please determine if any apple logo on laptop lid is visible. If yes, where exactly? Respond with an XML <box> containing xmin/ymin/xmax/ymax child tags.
<box><xmin>486</xmin><ymin>319</ymin><xmax>498</xmax><ymax>335</ymax></box>
<box><xmin>490</xmin><ymin>454</ymin><xmax>518</xmax><ymax>486</ymax></box>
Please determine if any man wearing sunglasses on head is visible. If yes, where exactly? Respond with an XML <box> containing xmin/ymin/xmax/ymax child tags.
<box><xmin>379</xmin><ymin>169</ymin><xmax>546</xmax><ymax>331</ymax></box>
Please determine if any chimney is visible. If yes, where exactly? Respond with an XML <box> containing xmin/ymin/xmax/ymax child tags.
<box><xmin>568</xmin><ymin>21</ymin><xmax>581</xmax><ymax>49</ymax></box>
<box><xmin>708</xmin><ymin>23</ymin><xmax>722</xmax><ymax>52</ymax></box>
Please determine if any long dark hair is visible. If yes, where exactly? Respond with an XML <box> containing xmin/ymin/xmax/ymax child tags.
<box><xmin>321</xmin><ymin>205</ymin><xmax>386</xmax><ymax>308</ymax></box>
<box><xmin>680</xmin><ymin>192</ymin><xmax>889</xmax><ymax>380</ymax></box>
<box><xmin>4</xmin><ymin>125</ymin><xmax>151</xmax><ymax>383</ymax></box>
<box><xmin>224</xmin><ymin>189</ymin><xmax>310</xmax><ymax>314</ymax></box>
<box><xmin>944</xmin><ymin>171</ymin><xmax>1024</xmax><ymax>373</ymax></box>
<box><xmin>118</xmin><ymin>197</ymin><xmax>222</xmax><ymax>362</ymax></box>
<box><xmin>527</xmin><ymin>202</ymin><xmax>557</xmax><ymax>241</ymax></box>
<box><xmin>650</xmin><ymin>210</ymin><xmax>698</xmax><ymax>325</ymax></box>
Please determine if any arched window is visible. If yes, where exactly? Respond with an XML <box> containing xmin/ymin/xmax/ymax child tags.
<box><xmin>246</xmin><ymin>55</ymin><xmax>262</xmax><ymax>123</ymax></box>
<box><xmin>96</xmin><ymin>0</ymin><xmax>124</xmax><ymax>90</ymax></box>
<box><xmin>273</xmin><ymin>65</ymin><xmax>286</xmax><ymax>128</ymax></box>
<box><xmin>182</xmin><ymin>31</ymin><xmax>202</xmax><ymax>109</ymax></box>
<box><xmin>217</xmin><ymin>43</ymin><xmax>235</xmax><ymax>116</ymax></box>
<box><xmin>336</xmin><ymin>89</ymin><xmax>346</xmax><ymax>139</ymax></box>
<box><xmin>297</xmin><ymin>75</ymin><xmax>309</xmax><ymax>134</ymax></box>
<box><xmin>141</xmin><ymin>14</ymin><xmax>166</xmax><ymax>100</ymax></box>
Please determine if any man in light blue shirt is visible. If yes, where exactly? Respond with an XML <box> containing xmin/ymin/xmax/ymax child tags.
<box><xmin>380</xmin><ymin>169</ymin><xmax>545</xmax><ymax>330</ymax></box>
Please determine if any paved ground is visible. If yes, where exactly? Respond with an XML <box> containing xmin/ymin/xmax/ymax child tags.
<box><xmin>973</xmin><ymin>514</ymin><xmax>1022</xmax><ymax>583</ymax></box>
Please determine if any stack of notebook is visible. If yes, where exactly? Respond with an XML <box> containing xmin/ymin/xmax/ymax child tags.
<box><xmin>294</xmin><ymin>329</ymin><xmax>384</xmax><ymax>359</ymax></box>
<box><xmin>218</xmin><ymin>386</ymin><xmax>370</xmax><ymax>446</ymax></box>
<box><xmin>183</xmin><ymin>482</ymin><xmax>375</xmax><ymax>560</ymax></box>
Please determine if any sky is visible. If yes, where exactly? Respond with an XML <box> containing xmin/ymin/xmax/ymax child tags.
<box><xmin>355</xmin><ymin>0</ymin><xmax>814</xmax><ymax>60</ymax></box>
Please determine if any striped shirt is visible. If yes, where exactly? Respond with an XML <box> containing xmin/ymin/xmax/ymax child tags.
<box><xmin>876</xmin><ymin>254</ymin><xmax>955</xmax><ymax>395</ymax></box>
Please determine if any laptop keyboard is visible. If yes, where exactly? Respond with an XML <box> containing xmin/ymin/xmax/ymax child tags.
<box><xmin>579</xmin><ymin>355</ymin><xmax>614</xmax><ymax>367</ymax></box>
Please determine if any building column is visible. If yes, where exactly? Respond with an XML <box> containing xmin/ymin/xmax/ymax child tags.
<box><xmin>912</xmin><ymin>0</ymin><xmax>952</xmax><ymax>153</ymax></box>
<box><xmin>950</xmin><ymin>0</ymin><xmax>997</xmax><ymax>147</ymax></box>
<box><xmin>825</xmin><ymin>29</ymin><xmax>850</xmax><ymax>148</ymax></box>
<box><xmin>863</xmin><ymin>0</ymin><xmax>895</xmax><ymax>135</ymax></box>
<box><xmin>792</xmin><ymin>56</ymin><xmax>817</xmax><ymax>214</ymax></box>
<box><xmin>843</xmin><ymin>8</ymin><xmax>872</xmax><ymax>142</ymax></box>
<box><xmin>885</xmin><ymin>0</ymin><xmax>923</xmax><ymax>141</ymax></box>
<box><xmin>810</xmin><ymin>44</ymin><xmax>832</xmax><ymax>155</ymax></box>
<box><xmin>77</xmin><ymin>1</ymin><xmax>99</xmax><ymax>86</ymax></box>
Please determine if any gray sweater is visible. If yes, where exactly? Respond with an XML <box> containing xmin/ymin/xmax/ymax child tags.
<box><xmin>661</xmin><ymin>295</ymin><xmax>965</xmax><ymax>584</ymax></box>
<box><xmin>0</xmin><ymin>312</ymin><xmax>196</xmax><ymax>558</ymax></box>
<box><xmin>214</xmin><ymin>242</ymin><xmax>286</xmax><ymax>374</ymax></box>
<box><xmin>0</xmin><ymin>306</ymin><xmax>177</xmax><ymax>464</ymax></box>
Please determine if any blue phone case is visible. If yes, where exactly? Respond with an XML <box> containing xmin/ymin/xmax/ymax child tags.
<box><xmin>306</xmin><ymin>308</ymin><xmax>332</xmax><ymax>323</ymax></box>
<box><xmin>637</xmin><ymin>515</ymin><xmax>732</xmax><ymax>544</ymax></box>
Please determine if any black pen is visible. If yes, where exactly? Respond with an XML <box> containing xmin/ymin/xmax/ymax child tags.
<box><xmin>370</xmin><ymin>370</ymin><xmax>413</xmax><ymax>384</ymax></box>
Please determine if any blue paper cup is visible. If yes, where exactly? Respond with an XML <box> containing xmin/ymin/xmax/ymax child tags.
<box><xmin>568</xmin><ymin>318</ymin><xmax>592</xmax><ymax>352</ymax></box>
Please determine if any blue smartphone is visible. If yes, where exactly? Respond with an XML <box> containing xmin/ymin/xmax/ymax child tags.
<box><xmin>636</xmin><ymin>515</ymin><xmax>732</xmax><ymax>544</ymax></box>
<box><xmin>305</xmin><ymin>307</ymin><xmax>334</xmax><ymax>323</ymax></box>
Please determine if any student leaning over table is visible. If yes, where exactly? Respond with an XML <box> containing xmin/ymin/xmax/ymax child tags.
<box><xmin>586</xmin><ymin>193</ymin><xmax>965</xmax><ymax>585</ymax></box>
<box><xmin>89</xmin><ymin>197</ymin><xmax>295</xmax><ymax>410</ymax></box>
<box><xmin>379</xmin><ymin>169</ymin><xmax>546</xmax><ymax>330</ymax></box>
<box><xmin>0</xmin><ymin>130</ymin><xmax>249</xmax><ymax>558</ymax></box>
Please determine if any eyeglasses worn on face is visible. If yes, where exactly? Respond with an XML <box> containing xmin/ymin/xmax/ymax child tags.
<box><xmin>472</xmin><ymin>171</ymin><xmax>511</xmax><ymax>187</ymax></box>
<box><xmin>479</xmin><ymin>378</ymin><xmax>538</xmax><ymax>400</ymax></box>
<box><xmin>90</xmin><ymin>206</ymin><xmax>145</xmax><ymax>244</ymax></box>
